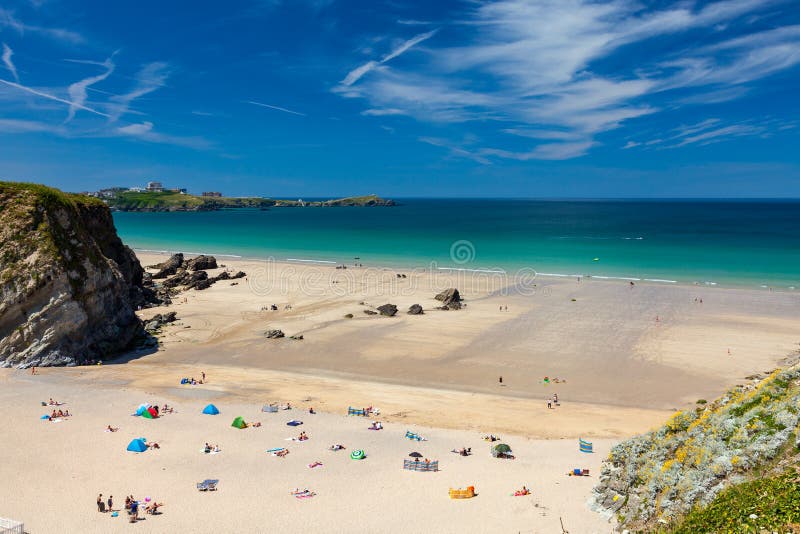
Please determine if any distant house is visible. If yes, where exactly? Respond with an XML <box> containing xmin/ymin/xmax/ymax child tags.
<box><xmin>202</xmin><ymin>192</ymin><xmax>222</xmax><ymax>197</ymax></box>
<box><xmin>146</xmin><ymin>181</ymin><xmax>164</xmax><ymax>192</ymax></box>
<box><xmin>169</xmin><ymin>188</ymin><xmax>187</xmax><ymax>194</ymax></box>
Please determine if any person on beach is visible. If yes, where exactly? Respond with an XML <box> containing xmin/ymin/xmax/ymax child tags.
<box><xmin>97</xmin><ymin>494</ymin><xmax>103</xmax><ymax>512</ymax></box>
<box><xmin>107</xmin><ymin>495</ymin><xmax>113</xmax><ymax>512</ymax></box>
<box><xmin>106</xmin><ymin>425</ymin><xmax>118</xmax><ymax>432</ymax></box>
<box><xmin>201</xmin><ymin>371</ymin><xmax>206</xmax><ymax>382</ymax></box>
<box><xmin>31</xmin><ymin>366</ymin><xmax>36</xmax><ymax>375</ymax></box>
<box><xmin>547</xmin><ymin>399</ymin><xmax>552</xmax><ymax>409</ymax></box>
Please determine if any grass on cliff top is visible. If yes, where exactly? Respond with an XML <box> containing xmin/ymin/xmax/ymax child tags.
<box><xmin>110</xmin><ymin>191</ymin><xmax>274</xmax><ymax>209</ymax></box>
<box><xmin>666</xmin><ymin>468</ymin><xmax>800</xmax><ymax>534</ymax></box>
<box><xmin>0</xmin><ymin>181</ymin><xmax>105</xmax><ymax>210</ymax></box>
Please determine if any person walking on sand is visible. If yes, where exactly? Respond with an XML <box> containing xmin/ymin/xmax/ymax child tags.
<box><xmin>31</xmin><ymin>366</ymin><xmax>36</xmax><ymax>375</ymax></box>
<box><xmin>201</xmin><ymin>371</ymin><xmax>206</xmax><ymax>382</ymax></box>
<box><xmin>97</xmin><ymin>494</ymin><xmax>103</xmax><ymax>512</ymax></box>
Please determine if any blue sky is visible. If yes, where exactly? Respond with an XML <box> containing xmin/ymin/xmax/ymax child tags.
<box><xmin>1</xmin><ymin>0</ymin><xmax>799</xmax><ymax>198</ymax></box>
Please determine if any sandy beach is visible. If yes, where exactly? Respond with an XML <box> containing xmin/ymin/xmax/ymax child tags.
<box><xmin>1</xmin><ymin>252</ymin><xmax>798</xmax><ymax>533</ymax></box>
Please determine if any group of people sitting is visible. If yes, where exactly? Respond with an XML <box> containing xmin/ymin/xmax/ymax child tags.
<box><xmin>451</xmin><ymin>447</ymin><xmax>472</xmax><ymax>456</ymax></box>
<box><xmin>203</xmin><ymin>443</ymin><xmax>221</xmax><ymax>453</ymax></box>
<box><xmin>369</xmin><ymin>420</ymin><xmax>383</xmax><ymax>430</ymax></box>
<box><xmin>50</xmin><ymin>408</ymin><xmax>71</xmax><ymax>419</ymax></box>
<box><xmin>483</xmin><ymin>434</ymin><xmax>501</xmax><ymax>442</ymax></box>
<box><xmin>124</xmin><ymin>495</ymin><xmax>164</xmax><ymax>520</ymax></box>
<box><xmin>297</xmin><ymin>431</ymin><xmax>309</xmax><ymax>441</ymax></box>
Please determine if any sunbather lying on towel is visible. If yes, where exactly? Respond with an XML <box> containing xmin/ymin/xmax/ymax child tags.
<box><xmin>275</xmin><ymin>449</ymin><xmax>289</xmax><ymax>457</ymax></box>
<box><xmin>328</xmin><ymin>444</ymin><xmax>345</xmax><ymax>451</ymax></box>
<box><xmin>308</xmin><ymin>461</ymin><xmax>323</xmax><ymax>468</ymax></box>
<box><xmin>106</xmin><ymin>425</ymin><xmax>119</xmax><ymax>432</ymax></box>
<box><xmin>145</xmin><ymin>501</ymin><xmax>164</xmax><ymax>514</ymax></box>
<box><xmin>513</xmin><ymin>486</ymin><xmax>530</xmax><ymax>496</ymax></box>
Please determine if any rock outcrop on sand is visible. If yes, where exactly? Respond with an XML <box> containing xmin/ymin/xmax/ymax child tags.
<box><xmin>148</xmin><ymin>254</ymin><xmax>245</xmax><ymax>292</ymax></box>
<box><xmin>186</xmin><ymin>254</ymin><xmax>217</xmax><ymax>271</ymax></box>
<box><xmin>0</xmin><ymin>182</ymin><xmax>157</xmax><ymax>368</ymax></box>
<box><xmin>150</xmin><ymin>253</ymin><xmax>184</xmax><ymax>279</ymax></box>
<box><xmin>435</xmin><ymin>288</ymin><xmax>462</xmax><ymax>310</ymax></box>
<box><xmin>407</xmin><ymin>304</ymin><xmax>424</xmax><ymax>315</ymax></box>
<box><xmin>265</xmin><ymin>329</ymin><xmax>285</xmax><ymax>339</ymax></box>
<box><xmin>377</xmin><ymin>303</ymin><xmax>398</xmax><ymax>317</ymax></box>
<box><xmin>144</xmin><ymin>311</ymin><xmax>178</xmax><ymax>333</ymax></box>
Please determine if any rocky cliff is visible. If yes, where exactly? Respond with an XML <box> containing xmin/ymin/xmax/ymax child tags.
<box><xmin>0</xmin><ymin>182</ymin><xmax>151</xmax><ymax>367</ymax></box>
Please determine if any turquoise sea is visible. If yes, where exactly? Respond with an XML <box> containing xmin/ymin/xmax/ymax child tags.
<box><xmin>113</xmin><ymin>199</ymin><xmax>800</xmax><ymax>289</ymax></box>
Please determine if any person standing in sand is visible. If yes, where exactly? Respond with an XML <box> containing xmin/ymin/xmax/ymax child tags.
<box><xmin>97</xmin><ymin>494</ymin><xmax>103</xmax><ymax>512</ymax></box>
<box><xmin>107</xmin><ymin>495</ymin><xmax>113</xmax><ymax>512</ymax></box>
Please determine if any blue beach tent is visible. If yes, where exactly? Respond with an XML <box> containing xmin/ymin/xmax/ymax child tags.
<box><xmin>202</xmin><ymin>404</ymin><xmax>220</xmax><ymax>415</ymax></box>
<box><xmin>127</xmin><ymin>438</ymin><xmax>148</xmax><ymax>453</ymax></box>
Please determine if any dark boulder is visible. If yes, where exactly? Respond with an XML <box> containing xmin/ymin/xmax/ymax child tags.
<box><xmin>377</xmin><ymin>303</ymin><xmax>398</xmax><ymax>317</ymax></box>
<box><xmin>407</xmin><ymin>304</ymin><xmax>424</xmax><ymax>315</ymax></box>
<box><xmin>265</xmin><ymin>329</ymin><xmax>285</xmax><ymax>339</ymax></box>
<box><xmin>434</xmin><ymin>288</ymin><xmax>461</xmax><ymax>305</ymax></box>
<box><xmin>151</xmin><ymin>253</ymin><xmax>184</xmax><ymax>279</ymax></box>
<box><xmin>186</xmin><ymin>255</ymin><xmax>217</xmax><ymax>271</ymax></box>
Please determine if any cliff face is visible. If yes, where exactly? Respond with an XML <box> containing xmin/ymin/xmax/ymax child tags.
<box><xmin>0</xmin><ymin>182</ymin><xmax>148</xmax><ymax>367</ymax></box>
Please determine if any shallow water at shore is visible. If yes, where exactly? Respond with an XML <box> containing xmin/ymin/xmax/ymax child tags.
<box><xmin>114</xmin><ymin>199</ymin><xmax>800</xmax><ymax>289</ymax></box>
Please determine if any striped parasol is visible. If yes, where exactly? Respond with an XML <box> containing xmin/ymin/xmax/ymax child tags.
<box><xmin>350</xmin><ymin>449</ymin><xmax>365</xmax><ymax>460</ymax></box>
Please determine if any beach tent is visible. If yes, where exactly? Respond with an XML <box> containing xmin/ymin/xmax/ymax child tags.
<box><xmin>491</xmin><ymin>443</ymin><xmax>512</xmax><ymax>458</ymax></box>
<box><xmin>41</xmin><ymin>414</ymin><xmax>50</xmax><ymax>420</ymax></box>
<box><xmin>127</xmin><ymin>438</ymin><xmax>148</xmax><ymax>453</ymax></box>
<box><xmin>231</xmin><ymin>416</ymin><xmax>247</xmax><ymax>429</ymax></box>
<box><xmin>141</xmin><ymin>407</ymin><xmax>158</xmax><ymax>419</ymax></box>
<box><xmin>202</xmin><ymin>404</ymin><xmax>220</xmax><ymax>415</ymax></box>
<box><xmin>350</xmin><ymin>449</ymin><xmax>366</xmax><ymax>460</ymax></box>
<box><xmin>262</xmin><ymin>404</ymin><xmax>278</xmax><ymax>413</ymax></box>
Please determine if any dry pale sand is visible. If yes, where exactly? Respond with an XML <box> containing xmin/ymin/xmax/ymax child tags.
<box><xmin>1</xmin><ymin>252</ymin><xmax>798</xmax><ymax>533</ymax></box>
<box><xmin>0</xmin><ymin>372</ymin><xmax>613</xmax><ymax>534</ymax></box>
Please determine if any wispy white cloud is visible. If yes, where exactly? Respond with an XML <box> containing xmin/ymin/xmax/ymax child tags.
<box><xmin>2</xmin><ymin>43</ymin><xmax>19</xmax><ymax>82</ymax></box>
<box><xmin>115</xmin><ymin>121</ymin><xmax>211</xmax><ymax>149</ymax></box>
<box><xmin>0</xmin><ymin>77</ymin><xmax>109</xmax><ymax>117</ymax></box>
<box><xmin>339</xmin><ymin>29</ymin><xmax>438</xmax><ymax>87</ymax></box>
<box><xmin>361</xmin><ymin>108</ymin><xmax>405</xmax><ymax>116</ymax></box>
<box><xmin>247</xmin><ymin>100</ymin><xmax>306</xmax><ymax>116</ymax></box>
<box><xmin>106</xmin><ymin>62</ymin><xmax>169</xmax><ymax>122</ymax></box>
<box><xmin>65</xmin><ymin>55</ymin><xmax>115</xmax><ymax>122</ymax></box>
<box><xmin>418</xmin><ymin>136</ymin><xmax>491</xmax><ymax>165</ymax></box>
<box><xmin>0</xmin><ymin>7</ymin><xmax>84</xmax><ymax>44</ymax></box>
<box><xmin>0</xmin><ymin>117</ymin><xmax>65</xmax><ymax>134</ymax></box>
<box><xmin>337</xmin><ymin>0</ymin><xmax>800</xmax><ymax>162</ymax></box>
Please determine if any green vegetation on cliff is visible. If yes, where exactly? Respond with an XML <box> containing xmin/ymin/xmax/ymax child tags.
<box><xmin>107</xmin><ymin>191</ymin><xmax>273</xmax><ymax>211</ymax></box>
<box><xmin>106</xmin><ymin>191</ymin><xmax>394</xmax><ymax>211</ymax></box>
<box><xmin>592</xmin><ymin>363</ymin><xmax>800</xmax><ymax>532</ymax></box>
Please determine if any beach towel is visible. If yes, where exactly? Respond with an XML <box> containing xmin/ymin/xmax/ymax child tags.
<box><xmin>286</xmin><ymin>420</ymin><xmax>303</xmax><ymax>426</ymax></box>
<box><xmin>267</xmin><ymin>447</ymin><xmax>285</xmax><ymax>453</ymax></box>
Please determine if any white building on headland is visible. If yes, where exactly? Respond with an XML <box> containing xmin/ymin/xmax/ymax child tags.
<box><xmin>146</xmin><ymin>181</ymin><xmax>164</xmax><ymax>192</ymax></box>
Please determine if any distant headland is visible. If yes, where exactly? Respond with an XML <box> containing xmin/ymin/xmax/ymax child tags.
<box><xmin>85</xmin><ymin>181</ymin><xmax>395</xmax><ymax>212</ymax></box>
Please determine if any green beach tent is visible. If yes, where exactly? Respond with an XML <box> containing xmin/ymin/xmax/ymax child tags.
<box><xmin>231</xmin><ymin>416</ymin><xmax>247</xmax><ymax>429</ymax></box>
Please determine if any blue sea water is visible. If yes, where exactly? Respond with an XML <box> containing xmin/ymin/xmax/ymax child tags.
<box><xmin>113</xmin><ymin>199</ymin><xmax>800</xmax><ymax>289</ymax></box>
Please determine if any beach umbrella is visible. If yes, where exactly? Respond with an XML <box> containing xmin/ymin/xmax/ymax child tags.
<box><xmin>202</xmin><ymin>404</ymin><xmax>220</xmax><ymax>415</ymax></box>
<box><xmin>126</xmin><ymin>438</ymin><xmax>148</xmax><ymax>453</ymax></box>
<box><xmin>492</xmin><ymin>443</ymin><xmax>512</xmax><ymax>453</ymax></box>
<box><xmin>408</xmin><ymin>452</ymin><xmax>423</xmax><ymax>458</ymax></box>
<box><xmin>350</xmin><ymin>449</ymin><xmax>366</xmax><ymax>460</ymax></box>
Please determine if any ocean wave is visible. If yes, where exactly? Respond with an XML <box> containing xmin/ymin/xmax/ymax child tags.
<box><xmin>285</xmin><ymin>258</ymin><xmax>338</xmax><ymax>264</ymax></box>
<box><xmin>437</xmin><ymin>267</ymin><xmax>506</xmax><ymax>274</ymax></box>
<box><xmin>643</xmin><ymin>278</ymin><xmax>678</xmax><ymax>283</ymax></box>
<box><xmin>134</xmin><ymin>248</ymin><xmax>242</xmax><ymax>258</ymax></box>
